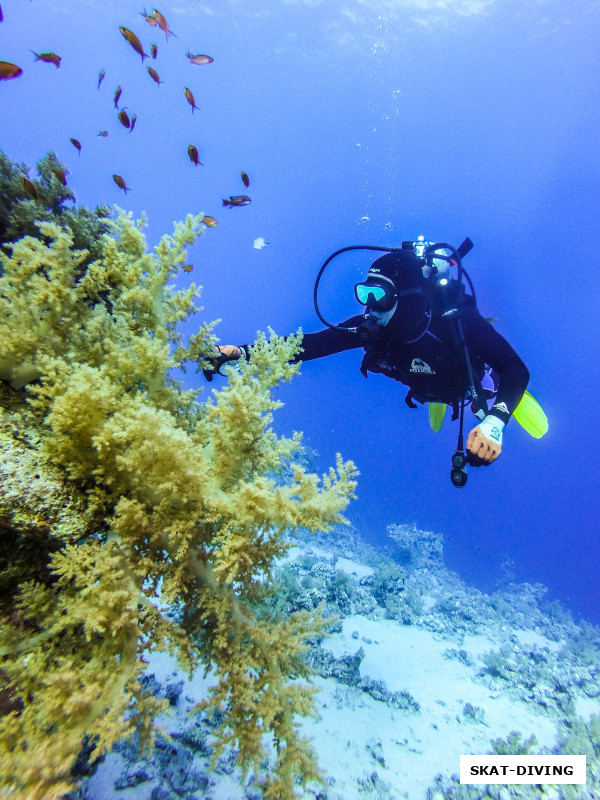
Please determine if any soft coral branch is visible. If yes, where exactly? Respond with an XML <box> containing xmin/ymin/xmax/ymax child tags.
<box><xmin>0</xmin><ymin>200</ymin><xmax>357</xmax><ymax>800</ymax></box>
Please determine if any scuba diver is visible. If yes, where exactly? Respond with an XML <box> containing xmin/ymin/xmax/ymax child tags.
<box><xmin>205</xmin><ymin>238</ymin><xmax>547</xmax><ymax>487</ymax></box>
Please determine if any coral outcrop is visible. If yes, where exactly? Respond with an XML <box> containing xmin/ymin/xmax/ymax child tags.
<box><xmin>0</xmin><ymin>151</ymin><xmax>111</xmax><ymax>272</ymax></box>
<box><xmin>0</xmin><ymin>175</ymin><xmax>357</xmax><ymax>800</ymax></box>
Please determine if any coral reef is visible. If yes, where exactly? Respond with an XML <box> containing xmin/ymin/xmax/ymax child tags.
<box><xmin>0</xmin><ymin>151</ymin><xmax>111</xmax><ymax>272</ymax></box>
<box><xmin>70</xmin><ymin>526</ymin><xmax>600</xmax><ymax>800</ymax></box>
<box><xmin>0</xmin><ymin>183</ymin><xmax>357</xmax><ymax>800</ymax></box>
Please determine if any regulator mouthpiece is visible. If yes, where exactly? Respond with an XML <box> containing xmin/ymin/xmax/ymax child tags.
<box><xmin>356</xmin><ymin>314</ymin><xmax>388</xmax><ymax>345</ymax></box>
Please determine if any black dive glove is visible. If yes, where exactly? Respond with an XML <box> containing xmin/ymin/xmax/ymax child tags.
<box><xmin>202</xmin><ymin>345</ymin><xmax>243</xmax><ymax>381</ymax></box>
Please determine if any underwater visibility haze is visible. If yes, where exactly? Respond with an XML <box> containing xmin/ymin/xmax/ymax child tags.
<box><xmin>3</xmin><ymin>1</ymin><xmax>600</xmax><ymax>798</ymax></box>
<box><xmin>1</xmin><ymin>0</ymin><xmax>599</xmax><ymax>621</ymax></box>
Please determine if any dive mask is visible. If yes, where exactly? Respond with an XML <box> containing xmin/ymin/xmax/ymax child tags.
<box><xmin>354</xmin><ymin>279</ymin><xmax>423</xmax><ymax>313</ymax></box>
<box><xmin>354</xmin><ymin>280</ymin><xmax>396</xmax><ymax>312</ymax></box>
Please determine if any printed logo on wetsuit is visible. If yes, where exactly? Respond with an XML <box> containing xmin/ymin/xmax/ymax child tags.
<box><xmin>410</xmin><ymin>358</ymin><xmax>436</xmax><ymax>374</ymax></box>
<box><xmin>492</xmin><ymin>402</ymin><xmax>509</xmax><ymax>416</ymax></box>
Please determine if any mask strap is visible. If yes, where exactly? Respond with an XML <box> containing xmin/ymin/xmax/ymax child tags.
<box><xmin>395</xmin><ymin>286</ymin><xmax>423</xmax><ymax>299</ymax></box>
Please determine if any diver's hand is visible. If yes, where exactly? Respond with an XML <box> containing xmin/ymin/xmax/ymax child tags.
<box><xmin>218</xmin><ymin>345</ymin><xmax>242</xmax><ymax>359</ymax></box>
<box><xmin>466</xmin><ymin>416</ymin><xmax>504</xmax><ymax>466</ymax></box>
<box><xmin>203</xmin><ymin>345</ymin><xmax>243</xmax><ymax>381</ymax></box>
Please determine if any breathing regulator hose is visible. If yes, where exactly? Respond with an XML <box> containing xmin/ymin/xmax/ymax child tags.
<box><xmin>313</xmin><ymin>238</ymin><xmax>475</xmax><ymax>331</ymax></box>
<box><xmin>313</xmin><ymin>245</ymin><xmax>394</xmax><ymax>332</ymax></box>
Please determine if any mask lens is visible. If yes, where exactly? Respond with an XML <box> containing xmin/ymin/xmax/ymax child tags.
<box><xmin>355</xmin><ymin>283</ymin><xmax>388</xmax><ymax>307</ymax></box>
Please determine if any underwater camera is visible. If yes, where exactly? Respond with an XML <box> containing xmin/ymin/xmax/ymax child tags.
<box><xmin>451</xmin><ymin>449</ymin><xmax>468</xmax><ymax>488</ymax></box>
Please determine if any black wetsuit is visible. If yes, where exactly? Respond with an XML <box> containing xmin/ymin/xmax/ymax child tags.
<box><xmin>290</xmin><ymin>300</ymin><xmax>529</xmax><ymax>426</ymax></box>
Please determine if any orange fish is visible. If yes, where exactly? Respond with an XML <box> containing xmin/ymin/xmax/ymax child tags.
<box><xmin>152</xmin><ymin>9</ymin><xmax>175</xmax><ymax>40</ymax></box>
<box><xmin>114</xmin><ymin>85</ymin><xmax>122</xmax><ymax>108</ymax></box>
<box><xmin>98</xmin><ymin>130</ymin><xmax>109</xmax><ymax>137</ymax></box>
<box><xmin>118</xmin><ymin>109</ymin><xmax>131</xmax><ymax>128</ymax></box>
<box><xmin>147</xmin><ymin>66</ymin><xmax>162</xmax><ymax>85</ymax></box>
<box><xmin>184</xmin><ymin>87</ymin><xmax>199</xmax><ymax>112</ymax></box>
<box><xmin>70</xmin><ymin>137</ymin><xmax>82</xmax><ymax>154</ymax></box>
<box><xmin>130</xmin><ymin>114</ymin><xmax>137</xmax><ymax>133</ymax></box>
<box><xmin>0</xmin><ymin>61</ymin><xmax>22</xmax><ymax>80</ymax></box>
<box><xmin>201</xmin><ymin>216</ymin><xmax>218</xmax><ymax>227</ymax></box>
<box><xmin>187</xmin><ymin>145</ymin><xmax>203</xmax><ymax>167</ymax></box>
<box><xmin>23</xmin><ymin>178</ymin><xmax>38</xmax><ymax>201</ymax></box>
<box><xmin>120</xmin><ymin>27</ymin><xmax>148</xmax><ymax>62</ymax></box>
<box><xmin>97</xmin><ymin>69</ymin><xmax>106</xmax><ymax>89</ymax></box>
<box><xmin>151</xmin><ymin>43</ymin><xmax>158</xmax><ymax>58</ymax></box>
<box><xmin>113</xmin><ymin>175</ymin><xmax>131</xmax><ymax>194</ymax></box>
<box><xmin>52</xmin><ymin>168</ymin><xmax>68</xmax><ymax>186</ymax></box>
<box><xmin>182</xmin><ymin>263</ymin><xmax>193</xmax><ymax>273</ymax></box>
<box><xmin>32</xmin><ymin>51</ymin><xmax>61</xmax><ymax>68</ymax></box>
<box><xmin>140</xmin><ymin>9</ymin><xmax>157</xmax><ymax>26</ymax></box>
<box><xmin>186</xmin><ymin>52</ymin><xmax>213</xmax><ymax>65</ymax></box>
<box><xmin>222</xmin><ymin>195</ymin><xmax>251</xmax><ymax>208</ymax></box>
<box><xmin>241</xmin><ymin>171</ymin><xmax>250</xmax><ymax>188</ymax></box>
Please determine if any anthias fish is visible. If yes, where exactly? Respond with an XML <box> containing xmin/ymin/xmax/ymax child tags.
<box><xmin>151</xmin><ymin>44</ymin><xmax>158</xmax><ymax>58</ymax></box>
<box><xmin>113</xmin><ymin>175</ymin><xmax>131</xmax><ymax>193</ymax></box>
<box><xmin>241</xmin><ymin>171</ymin><xmax>250</xmax><ymax>188</ymax></box>
<box><xmin>187</xmin><ymin>145</ymin><xmax>203</xmax><ymax>166</ymax></box>
<box><xmin>201</xmin><ymin>216</ymin><xmax>218</xmax><ymax>227</ymax></box>
<box><xmin>98</xmin><ymin>130</ymin><xmax>108</xmax><ymax>137</ymax></box>
<box><xmin>22</xmin><ymin>178</ymin><xmax>38</xmax><ymax>201</ymax></box>
<box><xmin>186</xmin><ymin>52</ymin><xmax>213</xmax><ymax>65</ymax></box>
<box><xmin>70</xmin><ymin>138</ymin><xmax>82</xmax><ymax>153</ymax></box>
<box><xmin>153</xmin><ymin>9</ymin><xmax>175</xmax><ymax>40</ymax></box>
<box><xmin>97</xmin><ymin>69</ymin><xmax>106</xmax><ymax>89</ymax></box>
<box><xmin>0</xmin><ymin>61</ymin><xmax>22</xmax><ymax>80</ymax></box>
<box><xmin>120</xmin><ymin>27</ymin><xmax>148</xmax><ymax>61</ymax></box>
<box><xmin>184</xmin><ymin>87</ymin><xmax>199</xmax><ymax>112</ymax></box>
<box><xmin>147</xmin><ymin>66</ymin><xmax>162</xmax><ymax>85</ymax></box>
<box><xmin>114</xmin><ymin>85</ymin><xmax>122</xmax><ymax>108</ymax></box>
<box><xmin>130</xmin><ymin>114</ymin><xmax>137</xmax><ymax>133</ymax></box>
<box><xmin>52</xmin><ymin>168</ymin><xmax>68</xmax><ymax>186</ymax></box>
<box><xmin>118</xmin><ymin>109</ymin><xmax>131</xmax><ymax>128</ymax></box>
<box><xmin>32</xmin><ymin>51</ymin><xmax>61</xmax><ymax>68</ymax></box>
<box><xmin>222</xmin><ymin>195</ymin><xmax>251</xmax><ymax>207</ymax></box>
<box><xmin>140</xmin><ymin>9</ymin><xmax>157</xmax><ymax>26</ymax></box>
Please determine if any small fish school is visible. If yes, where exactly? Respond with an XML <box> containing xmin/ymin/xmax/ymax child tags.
<box><xmin>5</xmin><ymin>6</ymin><xmax>253</xmax><ymax>229</ymax></box>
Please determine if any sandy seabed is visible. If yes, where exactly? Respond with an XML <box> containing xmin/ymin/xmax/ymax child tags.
<box><xmin>83</xmin><ymin>527</ymin><xmax>600</xmax><ymax>800</ymax></box>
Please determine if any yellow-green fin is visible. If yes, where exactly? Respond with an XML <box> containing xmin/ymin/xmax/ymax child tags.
<box><xmin>513</xmin><ymin>391</ymin><xmax>548</xmax><ymax>438</ymax></box>
<box><xmin>428</xmin><ymin>402</ymin><xmax>446</xmax><ymax>433</ymax></box>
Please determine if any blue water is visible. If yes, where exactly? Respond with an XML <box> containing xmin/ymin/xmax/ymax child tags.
<box><xmin>2</xmin><ymin>0</ymin><xmax>599</xmax><ymax>623</ymax></box>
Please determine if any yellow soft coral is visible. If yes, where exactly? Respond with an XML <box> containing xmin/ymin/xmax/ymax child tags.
<box><xmin>0</xmin><ymin>211</ymin><xmax>357</xmax><ymax>799</ymax></box>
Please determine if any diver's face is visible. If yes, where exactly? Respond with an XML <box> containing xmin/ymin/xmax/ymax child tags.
<box><xmin>370</xmin><ymin>303</ymin><xmax>398</xmax><ymax>326</ymax></box>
